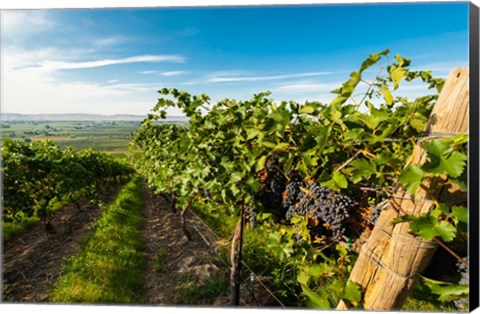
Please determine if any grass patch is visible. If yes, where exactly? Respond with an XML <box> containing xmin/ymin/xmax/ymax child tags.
<box><xmin>174</xmin><ymin>273</ymin><xmax>229</xmax><ymax>305</ymax></box>
<box><xmin>2</xmin><ymin>216</ymin><xmax>40</xmax><ymax>242</ymax></box>
<box><xmin>190</xmin><ymin>201</ymin><xmax>237</xmax><ymax>238</ymax></box>
<box><xmin>51</xmin><ymin>176</ymin><xmax>145</xmax><ymax>304</ymax></box>
<box><xmin>2</xmin><ymin>196</ymin><xmax>71</xmax><ymax>242</ymax></box>
<box><xmin>153</xmin><ymin>244</ymin><xmax>169</xmax><ymax>273</ymax></box>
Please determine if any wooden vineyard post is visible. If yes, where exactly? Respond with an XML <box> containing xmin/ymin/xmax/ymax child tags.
<box><xmin>230</xmin><ymin>206</ymin><xmax>246</xmax><ymax>306</ymax></box>
<box><xmin>337</xmin><ymin>68</ymin><xmax>469</xmax><ymax>310</ymax></box>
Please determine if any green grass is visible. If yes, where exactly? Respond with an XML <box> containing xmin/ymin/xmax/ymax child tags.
<box><xmin>51</xmin><ymin>176</ymin><xmax>145</xmax><ymax>304</ymax></box>
<box><xmin>191</xmin><ymin>201</ymin><xmax>301</xmax><ymax>305</ymax></box>
<box><xmin>174</xmin><ymin>273</ymin><xmax>229</xmax><ymax>305</ymax></box>
<box><xmin>191</xmin><ymin>202</ymin><xmax>237</xmax><ymax>238</ymax></box>
<box><xmin>153</xmin><ymin>244</ymin><xmax>169</xmax><ymax>273</ymax></box>
<box><xmin>2</xmin><ymin>196</ymin><xmax>72</xmax><ymax>242</ymax></box>
<box><xmin>3</xmin><ymin>216</ymin><xmax>40</xmax><ymax>242</ymax></box>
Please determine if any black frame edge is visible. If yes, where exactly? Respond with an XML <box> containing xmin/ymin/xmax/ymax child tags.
<box><xmin>469</xmin><ymin>1</ymin><xmax>480</xmax><ymax>312</ymax></box>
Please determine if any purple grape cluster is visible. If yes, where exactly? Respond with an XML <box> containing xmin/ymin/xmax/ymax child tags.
<box><xmin>284</xmin><ymin>175</ymin><xmax>306</xmax><ymax>220</ymax></box>
<box><xmin>245</xmin><ymin>205</ymin><xmax>258</xmax><ymax>228</ymax></box>
<box><xmin>370</xmin><ymin>199</ymin><xmax>389</xmax><ymax>225</ymax></box>
<box><xmin>286</xmin><ymin>182</ymin><xmax>357</xmax><ymax>242</ymax></box>
<box><xmin>370</xmin><ymin>204</ymin><xmax>382</xmax><ymax>225</ymax></box>
<box><xmin>256</xmin><ymin>155</ymin><xmax>286</xmax><ymax>217</ymax></box>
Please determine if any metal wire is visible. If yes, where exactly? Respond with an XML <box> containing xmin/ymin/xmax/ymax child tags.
<box><xmin>189</xmin><ymin>213</ymin><xmax>287</xmax><ymax>308</ymax></box>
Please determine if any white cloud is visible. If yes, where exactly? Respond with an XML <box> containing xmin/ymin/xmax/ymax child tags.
<box><xmin>2</xmin><ymin>65</ymin><xmax>168</xmax><ymax>115</ymax></box>
<box><xmin>411</xmin><ymin>61</ymin><xmax>467</xmax><ymax>76</ymax></box>
<box><xmin>138</xmin><ymin>70</ymin><xmax>188</xmax><ymax>76</ymax></box>
<box><xmin>207</xmin><ymin>70</ymin><xmax>250</xmax><ymax>77</ymax></box>
<box><xmin>1</xmin><ymin>48</ymin><xmax>185</xmax><ymax>115</ymax></box>
<box><xmin>207</xmin><ymin>71</ymin><xmax>332</xmax><ymax>83</ymax></box>
<box><xmin>138</xmin><ymin>70</ymin><xmax>158</xmax><ymax>75</ymax></box>
<box><xmin>94</xmin><ymin>35</ymin><xmax>131</xmax><ymax>47</ymax></box>
<box><xmin>106</xmin><ymin>82</ymin><xmax>165</xmax><ymax>92</ymax></box>
<box><xmin>274</xmin><ymin>82</ymin><xmax>340</xmax><ymax>93</ymax></box>
<box><xmin>1</xmin><ymin>11</ymin><xmax>54</xmax><ymax>38</ymax></box>
<box><xmin>39</xmin><ymin>54</ymin><xmax>185</xmax><ymax>71</ymax></box>
<box><xmin>161</xmin><ymin>71</ymin><xmax>188</xmax><ymax>76</ymax></box>
<box><xmin>183</xmin><ymin>70</ymin><xmax>333</xmax><ymax>86</ymax></box>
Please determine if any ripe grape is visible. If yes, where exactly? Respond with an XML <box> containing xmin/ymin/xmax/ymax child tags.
<box><xmin>285</xmin><ymin>181</ymin><xmax>357</xmax><ymax>242</ymax></box>
<box><xmin>370</xmin><ymin>204</ymin><xmax>381</xmax><ymax>225</ymax></box>
<box><xmin>283</xmin><ymin>175</ymin><xmax>304</xmax><ymax>209</ymax></box>
<box><xmin>245</xmin><ymin>205</ymin><xmax>258</xmax><ymax>228</ymax></box>
<box><xmin>255</xmin><ymin>155</ymin><xmax>286</xmax><ymax>217</ymax></box>
<box><xmin>370</xmin><ymin>199</ymin><xmax>389</xmax><ymax>225</ymax></box>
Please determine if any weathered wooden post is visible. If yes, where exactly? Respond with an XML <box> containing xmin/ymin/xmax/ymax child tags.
<box><xmin>337</xmin><ymin>68</ymin><xmax>469</xmax><ymax>310</ymax></box>
<box><xmin>230</xmin><ymin>206</ymin><xmax>246</xmax><ymax>305</ymax></box>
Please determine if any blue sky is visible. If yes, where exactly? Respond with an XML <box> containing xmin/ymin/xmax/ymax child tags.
<box><xmin>1</xmin><ymin>2</ymin><xmax>469</xmax><ymax>115</ymax></box>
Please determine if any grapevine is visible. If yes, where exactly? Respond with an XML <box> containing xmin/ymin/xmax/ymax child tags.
<box><xmin>129</xmin><ymin>50</ymin><xmax>467</xmax><ymax>308</ymax></box>
<box><xmin>2</xmin><ymin>138</ymin><xmax>134</xmax><ymax>230</ymax></box>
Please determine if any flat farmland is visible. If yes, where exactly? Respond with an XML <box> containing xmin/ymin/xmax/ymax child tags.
<box><xmin>1</xmin><ymin>121</ymin><xmax>142</xmax><ymax>157</ymax></box>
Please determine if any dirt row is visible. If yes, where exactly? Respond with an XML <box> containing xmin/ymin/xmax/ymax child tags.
<box><xmin>1</xmin><ymin>184</ymin><xmax>227</xmax><ymax>304</ymax></box>
<box><xmin>2</xmin><ymin>187</ymin><xmax>120</xmax><ymax>302</ymax></box>
<box><xmin>139</xmin><ymin>189</ymin><xmax>228</xmax><ymax>305</ymax></box>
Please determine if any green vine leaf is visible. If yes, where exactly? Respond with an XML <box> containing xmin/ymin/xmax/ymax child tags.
<box><xmin>408</xmin><ymin>215</ymin><xmax>456</xmax><ymax>242</ymax></box>
<box><xmin>451</xmin><ymin>205</ymin><xmax>468</xmax><ymax>224</ymax></box>
<box><xmin>389</xmin><ymin>64</ymin><xmax>406</xmax><ymax>90</ymax></box>
<box><xmin>333</xmin><ymin>172</ymin><xmax>348</xmax><ymax>189</ymax></box>
<box><xmin>380</xmin><ymin>84</ymin><xmax>393</xmax><ymax>105</ymax></box>
<box><xmin>397</xmin><ymin>164</ymin><xmax>425</xmax><ymax>194</ymax></box>
<box><xmin>341</xmin><ymin>281</ymin><xmax>362</xmax><ymax>304</ymax></box>
<box><xmin>422</xmin><ymin>140</ymin><xmax>467</xmax><ymax>178</ymax></box>
<box><xmin>302</xmin><ymin>286</ymin><xmax>331</xmax><ymax>309</ymax></box>
<box><xmin>422</xmin><ymin>277</ymin><xmax>469</xmax><ymax>302</ymax></box>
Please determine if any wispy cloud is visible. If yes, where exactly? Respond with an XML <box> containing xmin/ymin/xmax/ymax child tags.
<box><xmin>3</xmin><ymin>62</ymin><xmax>168</xmax><ymax>115</ymax></box>
<box><xmin>138</xmin><ymin>70</ymin><xmax>159</xmax><ymax>75</ymax></box>
<box><xmin>81</xmin><ymin>18</ymin><xmax>95</xmax><ymax>28</ymax></box>
<box><xmin>1</xmin><ymin>11</ymin><xmax>55</xmax><ymax>38</ymax></box>
<box><xmin>161</xmin><ymin>71</ymin><xmax>188</xmax><ymax>76</ymax></box>
<box><xmin>94</xmin><ymin>35</ymin><xmax>131</xmax><ymax>47</ymax></box>
<box><xmin>183</xmin><ymin>71</ymin><xmax>333</xmax><ymax>86</ymax></box>
<box><xmin>106</xmin><ymin>82</ymin><xmax>166</xmax><ymax>92</ymax></box>
<box><xmin>38</xmin><ymin>55</ymin><xmax>185</xmax><ymax>71</ymax></box>
<box><xmin>207</xmin><ymin>71</ymin><xmax>332</xmax><ymax>83</ymax></box>
<box><xmin>1</xmin><ymin>48</ymin><xmax>185</xmax><ymax>115</ymax></box>
<box><xmin>138</xmin><ymin>70</ymin><xmax>188</xmax><ymax>76</ymax></box>
<box><xmin>208</xmin><ymin>70</ymin><xmax>251</xmax><ymax>77</ymax></box>
<box><xmin>274</xmin><ymin>81</ymin><xmax>340</xmax><ymax>93</ymax></box>
<box><xmin>411</xmin><ymin>61</ymin><xmax>467</xmax><ymax>76</ymax></box>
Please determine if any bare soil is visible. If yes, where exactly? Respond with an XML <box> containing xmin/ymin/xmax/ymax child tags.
<box><xmin>2</xmin><ymin>184</ymin><xmax>275</xmax><ymax>306</ymax></box>
<box><xmin>1</xmin><ymin>187</ymin><xmax>121</xmax><ymax>302</ymax></box>
<box><xmin>139</xmin><ymin>189</ymin><xmax>228</xmax><ymax>305</ymax></box>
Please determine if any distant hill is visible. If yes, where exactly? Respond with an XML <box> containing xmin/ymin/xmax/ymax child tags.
<box><xmin>1</xmin><ymin>113</ymin><xmax>188</xmax><ymax>122</ymax></box>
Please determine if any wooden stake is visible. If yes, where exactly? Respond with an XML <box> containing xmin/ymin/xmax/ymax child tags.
<box><xmin>230</xmin><ymin>206</ymin><xmax>246</xmax><ymax>306</ymax></box>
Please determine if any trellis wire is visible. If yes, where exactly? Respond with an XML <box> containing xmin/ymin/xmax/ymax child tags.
<box><xmin>188</xmin><ymin>211</ymin><xmax>287</xmax><ymax>308</ymax></box>
<box><xmin>182</xmin><ymin>131</ymin><xmax>468</xmax><ymax>306</ymax></box>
